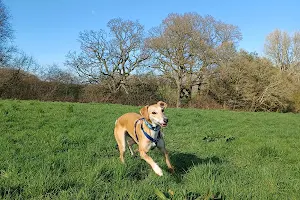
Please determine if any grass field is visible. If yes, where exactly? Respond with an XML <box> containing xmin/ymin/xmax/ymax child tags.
<box><xmin>1</xmin><ymin>99</ymin><xmax>300</xmax><ymax>199</ymax></box>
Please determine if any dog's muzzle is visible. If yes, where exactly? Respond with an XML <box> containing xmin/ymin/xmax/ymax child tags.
<box><xmin>161</xmin><ymin>118</ymin><xmax>168</xmax><ymax>127</ymax></box>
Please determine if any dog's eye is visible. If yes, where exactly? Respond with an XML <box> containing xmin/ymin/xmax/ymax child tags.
<box><xmin>152</xmin><ymin>112</ymin><xmax>157</xmax><ymax>114</ymax></box>
<box><xmin>162</xmin><ymin>109</ymin><xmax>164</xmax><ymax>113</ymax></box>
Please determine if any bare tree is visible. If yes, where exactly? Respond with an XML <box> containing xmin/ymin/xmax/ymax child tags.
<box><xmin>264</xmin><ymin>29</ymin><xmax>300</xmax><ymax>72</ymax></box>
<box><xmin>147</xmin><ymin>13</ymin><xmax>241</xmax><ymax>107</ymax></box>
<box><xmin>0</xmin><ymin>0</ymin><xmax>15</xmax><ymax>67</ymax></box>
<box><xmin>9</xmin><ymin>50</ymin><xmax>39</xmax><ymax>73</ymax></box>
<box><xmin>65</xmin><ymin>18</ymin><xmax>149</xmax><ymax>94</ymax></box>
<box><xmin>41</xmin><ymin>64</ymin><xmax>78</xmax><ymax>84</ymax></box>
<box><xmin>0</xmin><ymin>1</ymin><xmax>39</xmax><ymax>73</ymax></box>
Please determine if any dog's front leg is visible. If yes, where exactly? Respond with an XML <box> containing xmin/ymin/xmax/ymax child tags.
<box><xmin>157</xmin><ymin>140</ymin><xmax>174</xmax><ymax>173</ymax></box>
<box><xmin>161</xmin><ymin>148</ymin><xmax>174</xmax><ymax>173</ymax></box>
<box><xmin>139</xmin><ymin>150</ymin><xmax>163</xmax><ymax>176</ymax></box>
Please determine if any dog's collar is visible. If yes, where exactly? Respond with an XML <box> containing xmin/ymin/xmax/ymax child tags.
<box><xmin>143</xmin><ymin>118</ymin><xmax>161</xmax><ymax>132</ymax></box>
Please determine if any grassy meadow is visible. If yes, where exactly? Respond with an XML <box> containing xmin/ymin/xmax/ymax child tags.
<box><xmin>0</xmin><ymin>99</ymin><xmax>300</xmax><ymax>199</ymax></box>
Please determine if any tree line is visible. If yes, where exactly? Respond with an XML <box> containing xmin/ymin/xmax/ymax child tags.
<box><xmin>1</xmin><ymin>0</ymin><xmax>300</xmax><ymax>112</ymax></box>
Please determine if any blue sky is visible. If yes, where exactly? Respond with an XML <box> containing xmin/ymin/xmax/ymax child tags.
<box><xmin>4</xmin><ymin>0</ymin><xmax>300</xmax><ymax>67</ymax></box>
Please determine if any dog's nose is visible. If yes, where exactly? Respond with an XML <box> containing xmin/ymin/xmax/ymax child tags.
<box><xmin>163</xmin><ymin>118</ymin><xmax>168</xmax><ymax>123</ymax></box>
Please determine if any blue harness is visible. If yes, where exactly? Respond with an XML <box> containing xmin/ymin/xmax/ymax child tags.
<box><xmin>134</xmin><ymin>118</ymin><xmax>161</xmax><ymax>144</ymax></box>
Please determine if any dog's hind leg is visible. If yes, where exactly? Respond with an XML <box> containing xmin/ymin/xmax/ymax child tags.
<box><xmin>127</xmin><ymin>138</ymin><xmax>136</xmax><ymax>156</ymax></box>
<box><xmin>114</xmin><ymin>126</ymin><xmax>126</xmax><ymax>163</ymax></box>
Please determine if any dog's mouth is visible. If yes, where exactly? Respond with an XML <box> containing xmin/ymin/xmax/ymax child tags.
<box><xmin>160</xmin><ymin>123</ymin><xmax>168</xmax><ymax>127</ymax></box>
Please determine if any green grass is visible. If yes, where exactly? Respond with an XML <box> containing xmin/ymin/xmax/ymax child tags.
<box><xmin>0</xmin><ymin>99</ymin><xmax>300</xmax><ymax>199</ymax></box>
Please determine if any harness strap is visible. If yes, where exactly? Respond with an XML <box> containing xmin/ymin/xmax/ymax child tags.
<box><xmin>134</xmin><ymin>118</ymin><xmax>161</xmax><ymax>144</ymax></box>
<box><xmin>134</xmin><ymin>118</ymin><xmax>142</xmax><ymax>142</ymax></box>
<box><xmin>141</xmin><ymin>124</ymin><xmax>159</xmax><ymax>144</ymax></box>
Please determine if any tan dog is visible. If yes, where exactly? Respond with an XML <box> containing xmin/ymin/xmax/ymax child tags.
<box><xmin>114</xmin><ymin>101</ymin><xmax>174</xmax><ymax>176</ymax></box>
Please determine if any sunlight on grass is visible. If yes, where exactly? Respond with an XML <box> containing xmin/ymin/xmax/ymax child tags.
<box><xmin>0</xmin><ymin>100</ymin><xmax>300</xmax><ymax>199</ymax></box>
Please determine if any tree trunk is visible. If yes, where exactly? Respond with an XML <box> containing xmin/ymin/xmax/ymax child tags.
<box><xmin>187</xmin><ymin>85</ymin><xmax>193</xmax><ymax>107</ymax></box>
<box><xmin>176</xmin><ymin>84</ymin><xmax>181</xmax><ymax>108</ymax></box>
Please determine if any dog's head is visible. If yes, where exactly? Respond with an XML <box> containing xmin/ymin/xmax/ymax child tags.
<box><xmin>140</xmin><ymin>101</ymin><xmax>168</xmax><ymax>127</ymax></box>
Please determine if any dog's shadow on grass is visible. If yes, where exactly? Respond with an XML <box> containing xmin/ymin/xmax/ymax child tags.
<box><xmin>169</xmin><ymin>152</ymin><xmax>223</xmax><ymax>181</ymax></box>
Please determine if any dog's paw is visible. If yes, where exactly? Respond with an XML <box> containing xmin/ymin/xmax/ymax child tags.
<box><xmin>168</xmin><ymin>167</ymin><xmax>175</xmax><ymax>174</ymax></box>
<box><xmin>153</xmin><ymin>163</ymin><xmax>163</xmax><ymax>176</ymax></box>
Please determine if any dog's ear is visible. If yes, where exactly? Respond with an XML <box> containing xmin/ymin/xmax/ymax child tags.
<box><xmin>157</xmin><ymin>101</ymin><xmax>167</xmax><ymax>109</ymax></box>
<box><xmin>140</xmin><ymin>105</ymin><xmax>149</xmax><ymax>120</ymax></box>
